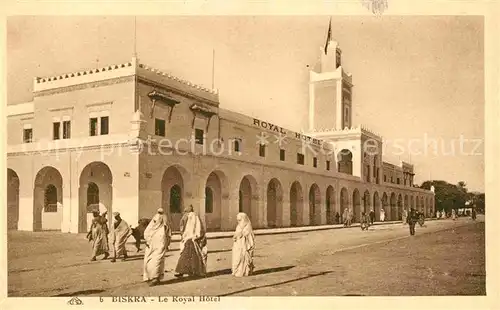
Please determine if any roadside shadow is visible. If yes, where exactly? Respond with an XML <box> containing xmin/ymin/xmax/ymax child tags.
<box><xmin>220</xmin><ymin>270</ymin><xmax>332</xmax><ymax>296</ymax></box>
<box><xmin>208</xmin><ymin>249</ymin><xmax>232</xmax><ymax>254</ymax></box>
<box><xmin>158</xmin><ymin>265</ymin><xmax>295</xmax><ymax>286</ymax></box>
<box><xmin>53</xmin><ymin>289</ymin><xmax>105</xmax><ymax>297</ymax></box>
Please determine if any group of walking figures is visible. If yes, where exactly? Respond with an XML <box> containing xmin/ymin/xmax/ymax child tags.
<box><xmin>336</xmin><ymin>207</ymin><xmax>426</xmax><ymax>235</ymax></box>
<box><xmin>86</xmin><ymin>206</ymin><xmax>255</xmax><ymax>287</ymax></box>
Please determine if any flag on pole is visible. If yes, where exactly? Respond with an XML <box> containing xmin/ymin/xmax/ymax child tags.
<box><xmin>324</xmin><ymin>17</ymin><xmax>332</xmax><ymax>55</ymax></box>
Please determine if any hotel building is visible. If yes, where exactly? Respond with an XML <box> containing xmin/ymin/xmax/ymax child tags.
<box><xmin>6</xmin><ymin>39</ymin><xmax>435</xmax><ymax>233</ymax></box>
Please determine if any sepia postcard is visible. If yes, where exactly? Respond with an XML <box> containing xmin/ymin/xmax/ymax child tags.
<box><xmin>0</xmin><ymin>1</ymin><xmax>498</xmax><ymax>310</ymax></box>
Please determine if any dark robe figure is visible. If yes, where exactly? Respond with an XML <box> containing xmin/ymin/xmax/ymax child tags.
<box><xmin>369</xmin><ymin>209</ymin><xmax>375</xmax><ymax>225</ymax></box>
<box><xmin>407</xmin><ymin>208</ymin><xmax>418</xmax><ymax>236</ymax></box>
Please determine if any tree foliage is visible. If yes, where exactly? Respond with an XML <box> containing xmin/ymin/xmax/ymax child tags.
<box><xmin>420</xmin><ymin>180</ymin><xmax>485</xmax><ymax>214</ymax></box>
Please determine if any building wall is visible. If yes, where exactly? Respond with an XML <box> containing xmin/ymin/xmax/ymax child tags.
<box><xmin>8</xmin><ymin>79</ymin><xmax>135</xmax><ymax>145</ymax></box>
<box><xmin>6</xmin><ymin>58</ymin><xmax>435</xmax><ymax>233</ymax></box>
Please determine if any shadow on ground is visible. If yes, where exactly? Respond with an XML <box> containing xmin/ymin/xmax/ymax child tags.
<box><xmin>220</xmin><ymin>270</ymin><xmax>333</xmax><ymax>296</ymax></box>
<box><xmin>158</xmin><ymin>265</ymin><xmax>296</xmax><ymax>286</ymax></box>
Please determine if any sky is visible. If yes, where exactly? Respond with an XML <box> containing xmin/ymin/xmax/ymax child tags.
<box><xmin>6</xmin><ymin>16</ymin><xmax>484</xmax><ymax>192</ymax></box>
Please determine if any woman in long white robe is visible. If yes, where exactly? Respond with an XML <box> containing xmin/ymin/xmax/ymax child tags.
<box><xmin>232</xmin><ymin>212</ymin><xmax>255</xmax><ymax>277</ymax></box>
<box><xmin>143</xmin><ymin>210</ymin><xmax>171</xmax><ymax>286</ymax></box>
<box><xmin>380</xmin><ymin>208</ymin><xmax>386</xmax><ymax>222</ymax></box>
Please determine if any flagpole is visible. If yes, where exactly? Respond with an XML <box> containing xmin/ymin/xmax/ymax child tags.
<box><xmin>211</xmin><ymin>48</ymin><xmax>215</xmax><ymax>89</ymax></box>
<box><xmin>133</xmin><ymin>16</ymin><xmax>137</xmax><ymax>57</ymax></box>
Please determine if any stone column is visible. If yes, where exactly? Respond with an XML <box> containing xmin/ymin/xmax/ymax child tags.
<box><xmin>18</xmin><ymin>178</ymin><xmax>34</xmax><ymax>232</ymax></box>
<box><xmin>281</xmin><ymin>195</ymin><xmax>290</xmax><ymax>227</ymax></box>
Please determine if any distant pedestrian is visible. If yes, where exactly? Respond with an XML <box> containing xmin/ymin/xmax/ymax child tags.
<box><xmin>143</xmin><ymin>208</ymin><xmax>171</xmax><ymax>286</ymax></box>
<box><xmin>347</xmin><ymin>209</ymin><xmax>353</xmax><ymax>227</ymax></box>
<box><xmin>407</xmin><ymin>208</ymin><xmax>418</xmax><ymax>236</ymax></box>
<box><xmin>335</xmin><ymin>212</ymin><xmax>340</xmax><ymax>224</ymax></box>
<box><xmin>232</xmin><ymin>212</ymin><xmax>255</xmax><ymax>277</ymax></box>
<box><xmin>342</xmin><ymin>208</ymin><xmax>349</xmax><ymax>227</ymax></box>
<box><xmin>471</xmin><ymin>208</ymin><xmax>477</xmax><ymax>220</ymax></box>
<box><xmin>402</xmin><ymin>208</ymin><xmax>408</xmax><ymax>225</ymax></box>
<box><xmin>87</xmin><ymin>211</ymin><xmax>110</xmax><ymax>261</ymax></box>
<box><xmin>380</xmin><ymin>208</ymin><xmax>386</xmax><ymax>222</ymax></box>
<box><xmin>369</xmin><ymin>209</ymin><xmax>375</xmax><ymax>225</ymax></box>
<box><xmin>360</xmin><ymin>212</ymin><xmax>369</xmax><ymax>231</ymax></box>
<box><xmin>451</xmin><ymin>209</ymin><xmax>457</xmax><ymax>220</ymax></box>
<box><xmin>110</xmin><ymin>212</ymin><xmax>132</xmax><ymax>263</ymax></box>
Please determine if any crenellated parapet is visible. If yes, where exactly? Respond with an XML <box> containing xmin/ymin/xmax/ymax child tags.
<box><xmin>33</xmin><ymin>60</ymin><xmax>136</xmax><ymax>93</ymax></box>
<box><xmin>33</xmin><ymin>57</ymin><xmax>220</xmax><ymax>104</ymax></box>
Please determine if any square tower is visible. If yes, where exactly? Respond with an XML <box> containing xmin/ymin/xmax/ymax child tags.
<box><xmin>308</xmin><ymin>40</ymin><xmax>353</xmax><ymax>132</ymax></box>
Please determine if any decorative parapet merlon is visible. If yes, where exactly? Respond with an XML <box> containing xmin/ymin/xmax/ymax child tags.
<box><xmin>139</xmin><ymin>63</ymin><xmax>218</xmax><ymax>95</ymax></box>
<box><xmin>147</xmin><ymin>90</ymin><xmax>180</xmax><ymax>121</ymax></box>
<box><xmin>33</xmin><ymin>60</ymin><xmax>135</xmax><ymax>93</ymax></box>
<box><xmin>189</xmin><ymin>103</ymin><xmax>217</xmax><ymax>130</ymax></box>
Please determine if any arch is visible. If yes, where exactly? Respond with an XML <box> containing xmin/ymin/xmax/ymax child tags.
<box><xmin>160</xmin><ymin>166</ymin><xmax>186</xmax><ymax>231</ymax></box>
<box><xmin>381</xmin><ymin>192</ymin><xmax>389</xmax><ymax>220</ymax></box>
<box><xmin>239</xmin><ymin>175</ymin><xmax>258</xmax><ymax>224</ymax></box>
<box><xmin>326</xmin><ymin>186</ymin><xmax>335</xmax><ymax>224</ymax></box>
<box><xmin>7</xmin><ymin>168</ymin><xmax>20</xmax><ymax>230</ymax></box>
<box><xmin>266</xmin><ymin>178</ymin><xmax>283</xmax><ymax>228</ymax></box>
<box><xmin>373</xmin><ymin>192</ymin><xmax>381</xmax><ymax>221</ymax></box>
<box><xmin>363</xmin><ymin>190</ymin><xmax>371</xmax><ymax>214</ymax></box>
<box><xmin>289</xmin><ymin>181</ymin><xmax>303</xmax><ymax>227</ymax></box>
<box><xmin>34</xmin><ymin>166</ymin><xmax>63</xmax><ymax>231</ymax></box>
<box><xmin>337</xmin><ymin>149</ymin><xmax>353</xmax><ymax>175</ymax></box>
<box><xmin>390</xmin><ymin>192</ymin><xmax>397</xmax><ymax>221</ymax></box>
<box><xmin>340</xmin><ymin>187</ymin><xmax>349</xmax><ymax>217</ymax></box>
<box><xmin>308</xmin><ymin>183</ymin><xmax>321</xmax><ymax>225</ymax></box>
<box><xmin>79</xmin><ymin>162</ymin><xmax>113</xmax><ymax>233</ymax></box>
<box><xmin>205</xmin><ymin>170</ymin><xmax>227</xmax><ymax>231</ymax></box>
<box><xmin>397</xmin><ymin>194</ymin><xmax>403</xmax><ymax>220</ymax></box>
<box><xmin>404</xmin><ymin>195</ymin><xmax>409</xmax><ymax>210</ymax></box>
<box><xmin>352</xmin><ymin>189</ymin><xmax>361</xmax><ymax>223</ymax></box>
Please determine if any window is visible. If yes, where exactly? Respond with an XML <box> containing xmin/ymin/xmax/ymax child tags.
<box><xmin>195</xmin><ymin>128</ymin><xmax>204</xmax><ymax>145</ymax></box>
<box><xmin>391</xmin><ymin>177</ymin><xmax>394</xmax><ymax>183</ymax></box>
<box><xmin>326</xmin><ymin>160</ymin><xmax>330</xmax><ymax>171</ymax></box>
<box><xmin>280</xmin><ymin>149</ymin><xmax>285</xmax><ymax>161</ymax></box>
<box><xmin>155</xmin><ymin>118</ymin><xmax>166</xmax><ymax>137</ymax></box>
<box><xmin>205</xmin><ymin>187</ymin><xmax>213</xmax><ymax>213</ymax></box>
<box><xmin>366</xmin><ymin>165</ymin><xmax>371</xmax><ymax>182</ymax></box>
<box><xmin>297</xmin><ymin>153</ymin><xmax>305</xmax><ymax>165</ymax></box>
<box><xmin>384</xmin><ymin>175</ymin><xmax>387</xmax><ymax>182</ymax></box>
<box><xmin>259</xmin><ymin>144</ymin><xmax>266</xmax><ymax>157</ymax></box>
<box><xmin>313</xmin><ymin>157</ymin><xmax>317</xmax><ymax>168</ymax></box>
<box><xmin>89</xmin><ymin>118</ymin><xmax>98</xmax><ymax>136</ymax></box>
<box><xmin>23</xmin><ymin>128</ymin><xmax>33</xmax><ymax>143</ymax></box>
<box><xmin>397</xmin><ymin>178</ymin><xmax>400</xmax><ymax>185</ymax></box>
<box><xmin>100</xmin><ymin>116</ymin><xmax>109</xmax><ymax>135</ymax></box>
<box><xmin>63</xmin><ymin>121</ymin><xmax>71</xmax><ymax>139</ymax></box>
<box><xmin>170</xmin><ymin>184</ymin><xmax>182</xmax><ymax>213</ymax></box>
<box><xmin>234</xmin><ymin>139</ymin><xmax>241</xmax><ymax>152</ymax></box>
<box><xmin>86</xmin><ymin>182</ymin><xmax>99</xmax><ymax>213</ymax></box>
<box><xmin>44</xmin><ymin>184</ymin><xmax>58</xmax><ymax>212</ymax></box>
<box><xmin>53</xmin><ymin>122</ymin><xmax>61</xmax><ymax>140</ymax></box>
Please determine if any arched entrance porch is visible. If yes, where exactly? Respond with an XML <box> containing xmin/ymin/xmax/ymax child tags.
<box><xmin>266</xmin><ymin>178</ymin><xmax>283</xmax><ymax>228</ymax></box>
<box><xmin>79</xmin><ymin>162</ymin><xmax>113</xmax><ymax>233</ymax></box>
<box><xmin>308</xmin><ymin>184</ymin><xmax>321</xmax><ymax>226</ymax></box>
<box><xmin>289</xmin><ymin>181</ymin><xmax>303</xmax><ymax>227</ymax></box>
<box><xmin>34</xmin><ymin>166</ymin><xmax>64</xmax><ymax>231</ymax></box>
